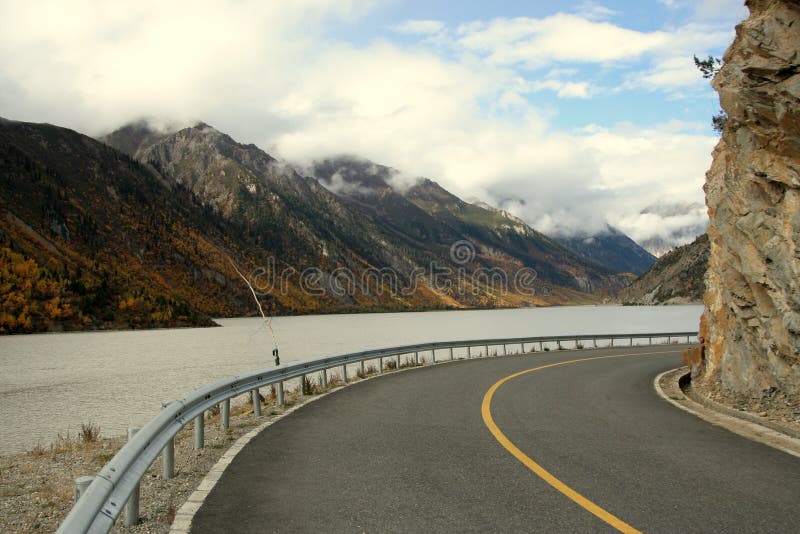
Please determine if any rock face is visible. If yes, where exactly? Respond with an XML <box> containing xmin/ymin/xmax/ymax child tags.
<box><xmin>618</xmin><ymin>233</ymin><xmax>708</xmax><ymax>305</ymax></box>
<box><xmin>697</xmin><ymin>0</ymin><xmax>800</xmax><ymax>400</ymax></box>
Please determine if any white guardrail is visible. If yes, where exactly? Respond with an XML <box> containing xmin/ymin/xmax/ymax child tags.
<box><xmin>57</xmin><ymin>331</ymin><xmax>698</xmax><ymax>533</ymax></box>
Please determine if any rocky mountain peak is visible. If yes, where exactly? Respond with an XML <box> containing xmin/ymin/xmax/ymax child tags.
<box><xmin>99</xmin><ymin>119</ymin><xmax>172</xmax><ymax>157</ymax></box>
<box><xmin>310</xmin><ymin>156</ymin><xmax>395</xmax><ymax>197</ymax></box>
<box><xmin>556</xmin><ymin>224</ymin><xmax>656</xmax><ymax>276</ymax></box>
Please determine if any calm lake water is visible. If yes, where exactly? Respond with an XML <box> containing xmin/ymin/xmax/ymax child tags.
<box><xmin>0</xmin><ymin>305</ymin><xmax>701</xmax><ymax>454</ymax></box>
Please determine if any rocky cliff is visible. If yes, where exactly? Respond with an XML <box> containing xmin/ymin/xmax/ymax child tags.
<box><xmin>694</xmin><ymin>0</ymin><xmax>800</xmax><ymax>402</ymax></box>
<box><xmin>618</xmin><ymin>233</ymin><xmax>708</xmax><ymax>305</ymax></box>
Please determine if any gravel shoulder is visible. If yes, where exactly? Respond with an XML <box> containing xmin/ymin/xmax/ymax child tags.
<box><xmin>691</xmin><ymin>372</ymin><xmax>800</xmax><ymax>435</ymax></box>
<box><xmin>655</xmin><ymin>367</ymin><xmax>800</xmax><ymax>458</ymax></box>
<box><xmin>0</xmin><ymin>380</ymin><xmax>348</xmax><ymax>534</ymax></box>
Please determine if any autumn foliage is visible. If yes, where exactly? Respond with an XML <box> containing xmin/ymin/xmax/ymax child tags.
<box><xmin>0</xmin><ymin>246</ymin><xmax>75</xmax><ymax>333</ymax></box>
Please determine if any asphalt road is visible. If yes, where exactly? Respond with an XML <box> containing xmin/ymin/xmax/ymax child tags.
<box><xmin>191</xmin><ymin>346</ymin><xmax>800</xmax><ymax>533</ymax></box>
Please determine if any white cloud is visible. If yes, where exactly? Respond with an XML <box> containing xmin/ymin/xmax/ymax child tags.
<box><xmin>269</xmin><ymin>40</ymin><xmax>714</xmax><ymax>237</ymax></box>
<box><xmin>319</xmin><ymin>171</ymin><xmax>372</xmax><ymax>196</ymax></box>
<box><xmin>572</xmin><ymin>1</ymin><xmax>619</xmax><ymax>21</ymax></box>
<box><xmin>659</xmin><ymin>0</ymin><xmax>749</xmax><ymax>22</ymax></box>
<box><xmin>393</xmin><ymin>19</ymin><xmax>445</xmax><ymax>35</ymax></box>
<box><xmin>531</xmin><ymin>80</ymin><xmax>592</xmax><ymax>98</ymax></box>
<box><xmin>625</xmin><ymin>56</ymin><xmax>703</xmax><ymax>91</ymax></box>
<box><xmin>0</xmin><ymin>0</ymin><xmax>382</xmax><ymax>134</ymax></box>
<box><xmin>546</xmin><ymin>67</ymin><xmax>579</xmax><ymax>78</ymax></box>
<box><xmin>479</xmin><ymin>121</ymin><xmax>714</xmax><ymax>236</ymax></box>
<box><xmin>618</xmin><ymin>22</ymin><xmax>733</xmax><ymax>93</ymax></box>
<box><xmin>457</xmin><ymin>15</ymin><xmax>670</xmax><ymax>68</ymax></box>
<box><xmin>450</xmin><ymin>13</ymin><xmax>733</xmax><ymax>97</ymax></box>
<box><xmin>0</xmin><ymin>0</ymin><xmax>722</xmax><ymax>245</ymax></box>
<box><xmin>577</xmin><ymin>122</ymin><xmax>715</xmax><ymax>198</ymax></box>
<box><xmin>616</xmin><ymin>203</ymin><xmax>708</xmax><ymax>249</ymax></box>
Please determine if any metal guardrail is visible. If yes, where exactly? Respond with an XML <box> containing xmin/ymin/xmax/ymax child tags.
<box><xmin>57</xmin><ymin>330</ymin><xmax>698</xmax><ymax>533</ymax></box>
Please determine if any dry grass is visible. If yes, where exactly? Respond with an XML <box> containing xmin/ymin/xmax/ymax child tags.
<box><xmin>326</xmin><ymin>373</ymin><xmax>343</xmax><ymax>388</ymax></box>
<box><xmin>80</xmin><ymin>423</ymin><xmax>100</xmax><ymax>445</ymax></box>
<box><xmin>398</xmin><ymin>356</ymin><xmax>422</xmax><ymax>369</ymax></box>
<box><xmin>355</xmin><ymin>364</ymin><xmax>379</xmax><ymax>380</ymax></box>
<box><xmin>1</xmin><ymin>354</ymin><xmax>453</xmax><ymax>533</ymax></box>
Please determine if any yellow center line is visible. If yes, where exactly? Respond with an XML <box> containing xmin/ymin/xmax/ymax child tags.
<box><xmin>481</xmin><ymin>349</ymin><xmax>681</xmax><ymax>534</ymax></box>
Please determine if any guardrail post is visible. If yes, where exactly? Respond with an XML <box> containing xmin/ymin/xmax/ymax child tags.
<box><xmin>396</xmin><ymin>354</ymin><xmax>401</xmax><ymax>368</ymax></box>
<box><xmin>557</xmin><ymin>340</ymin><xmax>562</xmax><ymax>350</ymax></box>
<box><xmin>630</xmin><ymin>337</ymin><xmax>633</xmax><ymax>346</ymax></box>
<box><xmin>322</xmin><ymin>368</ymin><xmax>328</xmax><ymax>388</ymax></box>
<box><xmin>360</xmin><ymin>361</ymin><xmax>365</xmax><ymax>375</ymax></box>
<box><xmin>160</xmin><ymin>401</ymin><xmax>175</xmax><ymax>480</ymax></box>
<box><xmin>74</xmin><ymin>476</ymin><xmax>94</xmax><ymax>503</ymax></box>
<box><xmin>503</xmin><ymin>344</ymin><xmax>507</xmax><ymax>356</ymax></box>
<box><xmin>432</xmin><ymin>350</ymin><xmax>436</xmax><ymax>363</ymax></box>
<box><xmin>252</xmin><ymin>389</ymin><xmax>262</xmax><ymax>416</ymax></box>
<box><xmin>221</xmin><ymin>398</ymin><xmax>230</xmax><ymax>430</ymax></box>
<box><xmin>649</xmin><ymin>336</ymin><xmax>652</xmax><ymax>346</ymax></box>
<box><xmin>667</xmin><ymin>336</ymin><xmax>671</xmax><ymax>344</ymax></box>
<box><xmin>277</xmin><ymin>382</ymin><xmax>285</xmax><ymax>406</ymax></box>
<box><xmin>194</xmin><ymin>413</ymin><xmax>204</xmax><ymax>449</ymax></box>
<box><xmin>414</xmin><ymin>352</ymin><xmax>419</xmax><ymax>365</ymax></box>
<box><xmin>485</xmin><ymin>345</ymin><xmax>489</xmax><ymax>357</ymax></box>
<box><xmin>520</xmin><ymin>343</ymin><xmax>525</xmax><ymax>353</ymax></box>
<box><xmin>686</xmin><ymin>335</ymin><xmax>690</xmax><ymax>343</ymax></box>
<box><xmin>449</xmin><ymin>347</ymin><xmax>453</xmax><ymax>360</ymax></box>
<box><xmin>299</xmin><ymin>375</ymin><xmax>306</xmax><ymax>396</ymax></box>
<box><xmin>379</xmin><ymin>357</ymin><xmax>384</xmax><ymax>372</ymax></box>
<box><xmin>124</xmin><ymin>427</ymin><xmax>141</xmax><ymax>526</ymax></box>
<box><xmin>467</xmin><ymin>346</ymin><xmax>471</xmax><ymax>358</ymax></box>
<box><xmin>610</xmin><ymin>338</ymin><xmax>614</xmax><ymax>347</ymax></box>
<box><xmin>342</xmin><ymin>364</ymin><xmax>348</xmax><ymax>382</ymax></box>
<box><xmin>539</xmin><ymin>341</ymin><xmax>543</xmax><ymax>351</ymax></box>
<box><xmin>162</xmin><ymin>435</ymin><xmax>174</xmax><ymax>480</ymax></box>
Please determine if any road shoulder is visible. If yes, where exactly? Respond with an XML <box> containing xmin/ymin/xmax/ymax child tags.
<box><xmin>654</xmin><ymin>367</ymin><xmax>800</xmax><ymax>459</ymax></box>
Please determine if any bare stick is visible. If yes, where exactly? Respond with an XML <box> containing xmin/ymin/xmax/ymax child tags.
<box><xmin>228</xmin><ymin>257</ymin><xmax>278</xmax><ymax>352</ymax></box>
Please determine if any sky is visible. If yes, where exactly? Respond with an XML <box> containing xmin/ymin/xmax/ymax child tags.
<box><xmin>0</xmin><ymin>0</ymin><xmax>748</xmax><ymax>247</ymax></box>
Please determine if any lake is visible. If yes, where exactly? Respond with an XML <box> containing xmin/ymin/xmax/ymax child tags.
<box><xmin>0</xmin><ymin>305</ymin><xmax>701</xmax><ymax>454</ymax></box>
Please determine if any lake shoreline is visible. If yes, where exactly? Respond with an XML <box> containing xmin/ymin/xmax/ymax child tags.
<box><xmin>0</xmin><ymin>305</ymin><xmax>703</xmax><ymax>454</ymax></box>
<box><xmin>0</xmin><ymin>301</ymin><xmax>590</xmax><ymax>337</ymax></box>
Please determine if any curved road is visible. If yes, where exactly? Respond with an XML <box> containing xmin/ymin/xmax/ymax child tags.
<box><xmin>192</xmin><ymin>346</ymin><xmax>800</xmax><ymax>533</ymax></box>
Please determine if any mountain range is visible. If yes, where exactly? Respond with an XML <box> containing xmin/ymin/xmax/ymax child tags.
<box><xmin>1</xmin><ymin>117</ymin><xmax>658</xmax><ymax>333</ymax></box>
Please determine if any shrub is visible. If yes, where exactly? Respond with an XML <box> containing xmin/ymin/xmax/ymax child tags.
<box><xmin>301</xmin><ymin>375</ymin><xmax>315</xmax><ymax>395</ymax></box>
<box><xmin>80</xmin><ymin>423</ymin><xmax>100</xmax><ymax>444</ymax></box>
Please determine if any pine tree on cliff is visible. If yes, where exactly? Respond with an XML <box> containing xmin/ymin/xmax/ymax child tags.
<box><xmin>694</xmin><ymin>55</ymin><xmax>728</xmax><ymax>134</ymax></box>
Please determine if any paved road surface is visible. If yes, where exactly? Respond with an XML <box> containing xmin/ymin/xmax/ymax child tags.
<box><xmin>191</xmin><ymin>346</ymin><xmax>800</xmax><ymax>533</ymax></box>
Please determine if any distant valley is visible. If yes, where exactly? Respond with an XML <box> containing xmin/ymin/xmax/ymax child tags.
<box><xmin>1</xmin><ymin>117</ymin><xmax>697</xmax><ymax>334</ymax></box>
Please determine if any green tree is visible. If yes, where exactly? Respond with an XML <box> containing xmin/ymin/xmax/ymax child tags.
<box><xmin>693</xmin><ymin>55</ymin><xmax>722</xmax><ymax>78</ymax></box>
<box><xmin>694</xmin><ymin>55</ymin><xmax>727</xmax><ymax>134</ymax></box>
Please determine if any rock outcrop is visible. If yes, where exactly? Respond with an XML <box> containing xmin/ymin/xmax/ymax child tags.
<box><xmin>696</xmin><ymin>0</ymin><xmax>800</xmax><ymax>401</ymax></box>
<box><xmin>618</xmin><ymin>233</ymin><xmax>708</xmax><ymax>305</ymax></box>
